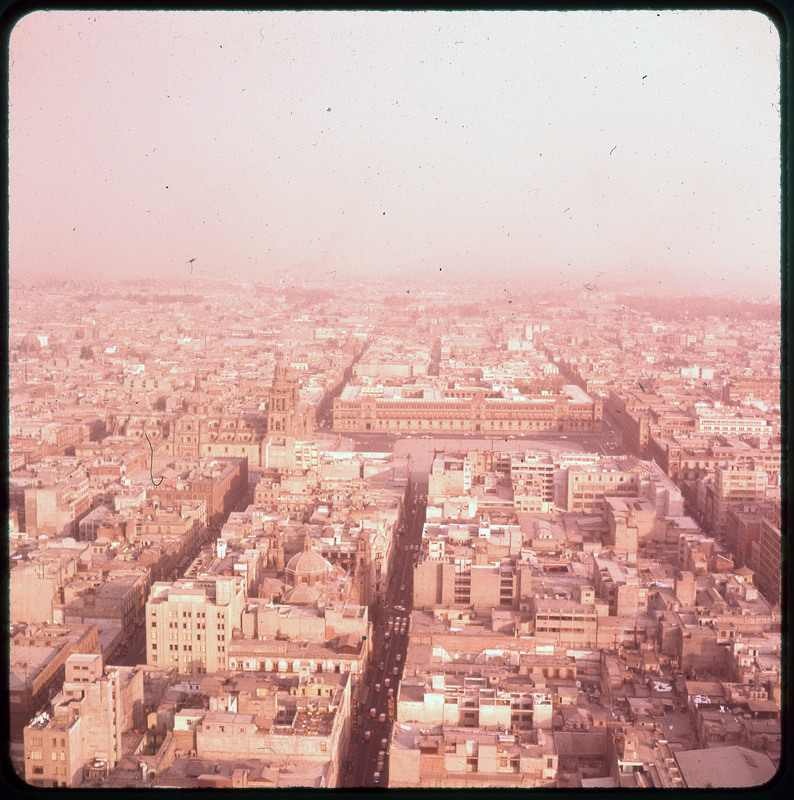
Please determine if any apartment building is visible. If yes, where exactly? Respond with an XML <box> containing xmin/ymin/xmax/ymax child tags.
<box><xmin>146</xmin><ymin>576</ymin><xmax>246</xmax><ymax>675</ymax></box>
<box><xmin>24</xmin><ymin>474</ymin><xmax>91</xmax><ymax>537</ymax></box>
<box><xmin>510</xmin><ymin>453</ymin><xmax>556</xmax><ymax>512</ymax></box>
<box><xmin>752</xmin><ymin>519</ymin><xmax>781</xmax><ymax>606</ymax></box>
<box><xmin>23</xmin><ymin>653</ymin><xmax>147</xmax><ymax>787</ymax></box>
<box><xmin>388</xmin><ymin>727</ymin><xmax>558</xmax><ymax>788</ymax></box>
<box><xmin>565</xmin><ymin>464</ymin><xmax>641</xmax><ymax>513</ymax></box>
<box><xmin>530</xmin><ymin>597</ymin><xmax>599</xmax><ymax>649</ymax></box>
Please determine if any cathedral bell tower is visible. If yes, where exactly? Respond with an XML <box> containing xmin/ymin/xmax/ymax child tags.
<box><xmin>267</xmin><ymin>358</ymin><xmax>300</xmax><ymax>436</ymax></box>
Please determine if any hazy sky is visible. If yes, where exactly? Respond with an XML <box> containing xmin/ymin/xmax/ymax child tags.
<box><xmin>9</xmin><ymin>10</ymin><xmax>781</xmax><ymax>296</ymax></box>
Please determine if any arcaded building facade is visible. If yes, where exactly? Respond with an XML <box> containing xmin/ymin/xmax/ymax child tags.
<box><xmin>333</xmin><ymin>384</ymin><xmax>602</xmax><ymax>434</ymax></box>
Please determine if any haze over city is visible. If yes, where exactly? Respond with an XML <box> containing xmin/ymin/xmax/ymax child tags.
<box><xmin>9</xmin><ymin>9</ymin><xmax>781</xmax><ymax>297</ymax></box>
<box><xmin>6</xmin><ymin>8</ymin><xmax>783</xmax><ymax>793</ymax></box>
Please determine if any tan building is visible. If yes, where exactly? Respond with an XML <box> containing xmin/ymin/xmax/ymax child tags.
<box><xmin>396</xmin><ymin>673</ymin><xmax>552</xmax><ymax>731</ymax></box>
<box><xmin>161</xmin><ymin>673</ymin><xmax>351</xmax><ymax>789</ymax></box>
<box><xmin>707</xmin><ymin>465</ymin><xmax>768</xmax><ymax>537</ymax></box>
<box><xmin>531</xmin><ymin>598</ymin><xmax>599</xmax><ymax>649</ymax></box>
<box><xmin>752</xmin><ymin>518</ymin><xmax>781</xmax><ymax>606</ymax></box>
<box><xmin>24</xmin><ymin>474</ymin><xmax>91</xmax><ymax>537</ymax></box>
<box><xmin>10</xmin><ymin>541</ymin><xmax>88</xmax><ymax>624</ymax></box>
<box><xmin>565</xmin><ymin>465</ymin><xmax>642</xmax><ymax>513</ymax></box>
<box><xmin>22</xmin><ymin>653</ymin><xmax>144</xmax><ymax>787</ymax></box>
<box><xmin>591</xmin><ymin>556</ymin><xmax>644</xmax><ymax>617</ymax></box>
<box><xmin>510</xmin><ymin>453</ymin><xmax>556</xmax><ymax>512</ymax></box>
<box><xmin>414</xmin><ymin>558</ymin><xmax>532</xmax><ymax>611</ymax></box>
<box><xmin>9</xmin><ymin>622</ymin><xmax>99</xmax><ymax>746</ymax></box>
<box><xmin>146</xmin><ymin>576</ymin><xmax>246</xmax><ymax>675</ymax></box>
<box><xmin>428</xmin><ymin>454</ymin><xmax>472</xmax><ymax>499</ymax></box>
<box><xmin>149</xmin><ymin>457</ymin><xmax>248</xmax><ymax>529</ymax></box>
<box><xmin>228</xmin><ymin>600</ymin><xmax>370</xmax><ymax>697</ymax></box>
<box><xmin>333</xmin><ymin>384</ymin><xmax>602</xmax><ymax>434</ymax></box>
<box><xmin>388</xmin><ymin>727</ymin><xmax>558</xmax><ymax>788</ymax></box>
<box><xmin>604</xmin><ymin>496</ymin><xmax>655</xmax><ymax>559</ymax></box>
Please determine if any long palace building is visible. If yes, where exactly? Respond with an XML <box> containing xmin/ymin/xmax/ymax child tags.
<box><xmin>332</xmin><ymin>384</ymin><xmax>602</xmax><ymax>434</ymax></box>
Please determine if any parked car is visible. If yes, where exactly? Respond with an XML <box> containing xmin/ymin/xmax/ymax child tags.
<box><xmin>379</xmin><ymin>712</ymin><xmax>386</xmax><ymax>723</ymax></box>
<box><xmin>392</xmin><ymin>666</ymin><xmax>399</xmax><ymax>675</ymax></box>
<box><xmin>396</xmin><ymin>654</ymin><xmax>402</xmax><ymax>662</ymax></box>
<box><xmin>373</xmin><ymin>772</ymin><xmax>381</xmax><ymax>784</ymax></box>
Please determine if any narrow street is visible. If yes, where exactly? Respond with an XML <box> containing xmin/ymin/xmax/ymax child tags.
<box><xmin>340</xmin><ymin>481</ymin><xmax>427</xmax><ymax>788</ymax></box>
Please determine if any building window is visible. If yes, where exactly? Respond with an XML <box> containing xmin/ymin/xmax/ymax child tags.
<box><xmin>30</xmin><ymin>751</ymin><xmax>42</xmax><ymax>761</ymax></box>
<box><xmin>32</xmin><ymin>767</ymin><xmax>43</xmax><ymax>775</ymax></box>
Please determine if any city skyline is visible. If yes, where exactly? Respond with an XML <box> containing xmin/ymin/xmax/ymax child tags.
<box><xmin>7</xmin><ymin>278</ymin><xmax>782</xmax><ymax>788</ymax></box>
<box><xmin>8</xmin><ymin>9</ymin><xmax>781</xmax><ymax>298</ymax></box>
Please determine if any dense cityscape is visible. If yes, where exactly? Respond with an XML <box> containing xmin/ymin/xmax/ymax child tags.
<box><xmin>7</xmin><ymin>276</ymin><xmax>782</xmax><ymax>789</ymax></box>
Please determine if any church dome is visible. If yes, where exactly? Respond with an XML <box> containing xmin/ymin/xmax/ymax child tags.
<box><xmin>282</xmin><ymin>583</ymin><xmax>321</xmax><ymax>606</ymax></box>
<box><xmin>185</xmin><ymin>374</ymin><xmax>210</xmax><ymax>413</ymax></box>
<box><xmin>285</xmin><ymin>548</ymin><xmax>331</xmax><ymax>587</ymax></box>
<box><xmin>20</xmin><ymin>332</ymin><xmax>41</xmax><ymax>353</ymax></box>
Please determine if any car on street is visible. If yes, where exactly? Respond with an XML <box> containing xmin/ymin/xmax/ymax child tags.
<box><xmin>392</xmin><ymin>666</ymin><xmax>399</xmax><ymax>675</ymax></box>
<box><xmin>381</xmin><ymin>738</ymin><xmax>388</xmax><ymax>748</ymax></box>
<box><xmin>396</xmin><ymin>654</ymin><xmax>402</xmax><ymax>662</ymax></box>
<box><xmin>364</xmin><ymin>730</ymin><xmax>371</xmax><ymax>741</ymax></box>
<box><xmin>388</xmin><ymin>688</ymin><xmax>394</xmax><ymax>698</ymax></box>
<box><xmin>378</xmin><ymin>661</ymin><xmax>385</xmax><ymax>671</ymax></box>
<box><xmin>379</xmin><ymin>712</ymin><xmax>387</xmax><ymax>723</ymax></box>
<box><xmin>373</xmin><ymin>772</ymin><xmax>381</xmax><ymax>784</ymax></box>
<box><xmin>375</xmin><ymin>683</ymin><xmax>381</xmax><ymax>692</ymax></box>
<box><xmin>384</xmin><ymin>678</ymin><xmax>390</xmax><ymax>687</ymax></box>
<box><xmin>370</xmin><ymin>707</ymin><xmax>377</xmax><ymax>717</ymax></box>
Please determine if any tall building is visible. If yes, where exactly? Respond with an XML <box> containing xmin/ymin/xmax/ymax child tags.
<box><xmin>752</xmin><ymin>518</ymin><xmax>781</xmax><ymax>606</ymax></box>
<box><xmin>145</xmin><ymin>576</ymin><xmax>246</xmax><ymax>675</ymax></box>
<box><xmin>22</xmin><ymin>652</ymin><xmax>144</xmax><ymax>787</ymax></box>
